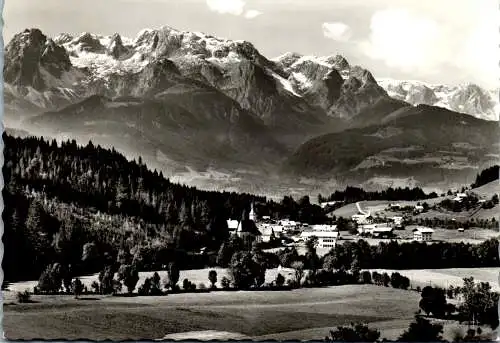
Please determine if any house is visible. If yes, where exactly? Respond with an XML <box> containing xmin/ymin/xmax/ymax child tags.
<box><xmin>300</xmin><ymin>230</ymin><xmax>340</xmax><ymax>249</ymax></box>
<box><xmin>453</xmin><ymin>193</ymin><xmax>468</xmax><ymax>202</ymax></box>
<box><xmin>358</xmin><ymin>224</ymin><xmax>394</xmax><ymax>238</ymax></box>
<box><xmin>414</xmin><ymin>205</ymin><xmax>424</xmax><ymax>212</ymax></box>
<box><xmin>227</xmin><ymin>219</ymin><xmax>239</xmax><ymax>232</ymax></box>
<box><xmin>260</xmin><ymin>227</ymin><xmax>278</xmax><ymax>243</ymax></box>
<box><xmin>311</xmin><ymin>224</ymin><xmax>338</xmax><ymax>232</ymax></box>
<box><xmin>352</xmin><ymin>214</ymin><xmax>371</xmax><ymax>224</ymax></box>
<box><xmin>392</xmin><ymin>216</ymin><xmax>404</xmax><ymax>227</ymax></box>
<box><xmin>320</xmin><ymin>201</ymin><xmax>337</xmax><ymax>209</ymax></box>
<box><xmin>412</xmin><ymin>227</ymin><xmax>434</xmax><ymax>242</ymax></box>
<box><xmin>388</xmin><ymin>203</ymin><xmax>402</xmax><ymax>210</ymax></box>
<box><xmin>279</xmin><ymin>219</ymin><xmax>298</xmax><ymax>228</ymax></box>
<box><xmin>370</xmin><ymin>226</ymin><xmax>394</xmax><ymax>238</ymax></box>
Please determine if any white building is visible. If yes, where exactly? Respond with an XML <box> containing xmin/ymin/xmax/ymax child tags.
<box><xmin>388</xmin><ymin>203</ymin><xmax>402</xmax><ymax>210</ymax></box>
<box><xmin>352</xmin><ymin>214</ymin><xmax>371</xmax><ymax>224</ymax></box>
<box><xmin>320</xmin><ymin>201</ymin><xmax>337</xmax><ymax>208</ymax></box>
<box><xmin>279</xmin><ymin>219</ymin><xmax>298</xmax><ymax>228</ymax></box>
<box><xmin>300</xmin><ymin>230</ymin><xmax>340</xmax><ymax>249</ymax></box>
<box><xmin>311</xmin><ymin>224</ymin><xmax>338</xmax><ymax>232</ymax></box>
<box><xmin>414</xmin><ymin>205</ymin><xmax>424</xmax><ymax>212</ymax></box>
<box><xmin>260</xmin><ymin>226</ymin><xmax>277</xmax><ymax>243</ymax></box>
<box><xmin>413</xmin><ymin>227</ymin><xmax>434</xmax><ymax>242</ymax></box>
<box><xmin>227</xmin><ymin>219</ymin><xmax>239</xmax><ymax>232</ymax></box>
<box><xmin>358</xmin><ymin>223</ymin><xmax>394</xmax><ymax>238</ymax></box>
<box><xmin>392</xmin><ymin>216</ymin><xmax>403</xmax><ymax>226</ymax></box>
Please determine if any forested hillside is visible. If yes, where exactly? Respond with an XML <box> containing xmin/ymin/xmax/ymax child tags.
<box><xmin>471</xmin><ymin>165</ymin><xmax>499</xmax><ymax>189</ymax></box>
<box><xmin>2</xmin><ymin>133</ymin><xmax>328</xmax><ymax>282</ymax></box>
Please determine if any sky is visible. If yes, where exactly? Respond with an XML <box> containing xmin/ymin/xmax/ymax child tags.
<box><xmin>3</xmin><ymin>0</ymin><xmax>499</xmax><ymax>89</ymax></box>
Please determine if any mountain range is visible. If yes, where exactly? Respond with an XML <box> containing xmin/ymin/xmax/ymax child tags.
<box><xmin>4</xmin><ymin>26</ymin><xmax>499</xmax><ymax>195</ymax></box>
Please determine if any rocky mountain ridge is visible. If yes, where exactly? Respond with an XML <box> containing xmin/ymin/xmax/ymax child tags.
<box><xmin>4</xmin><ymin>26</ymin><xmax>498</xmax><ymax>193</ymax></box>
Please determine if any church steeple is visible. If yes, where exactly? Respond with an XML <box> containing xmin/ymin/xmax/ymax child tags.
<box><xmin>249</xmin><ymin>202</ymin><xmax>256</xmax><ymax>222</ymax></box>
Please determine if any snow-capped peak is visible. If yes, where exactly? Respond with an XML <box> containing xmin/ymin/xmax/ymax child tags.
<box><xmin>377</xmin><ymin>78</ymin><xmax>499</xmax><ymax>121</ymax></box>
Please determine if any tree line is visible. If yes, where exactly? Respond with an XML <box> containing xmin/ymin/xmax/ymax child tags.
<box><xmin>319</xmin><ymin>186</ymin><xmax>438</xmax><ymax>204</ymax></box>
<box><xmin>470</xmin><ymin>165</ymin><xmax>499</xmax><ymax>189</ymax></box>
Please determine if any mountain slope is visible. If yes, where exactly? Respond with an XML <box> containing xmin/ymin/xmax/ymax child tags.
<box><xmin>285</xmin><ymin>105</ymin><xmax>500</xmax><ymax>188</ymax></box>
<box><xmin>27</xmin><ymin>91</ymin><xmax>288</xmax><ymax>174</ymax></box>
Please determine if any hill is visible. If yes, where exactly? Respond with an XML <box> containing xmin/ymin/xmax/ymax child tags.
<box><xmin>284</xmin><ymin>105</ymin><xmax>499</xmax><ymax>189</ymax></box>
<box><xmin>2</xmin><ymin>133</ymin><xmax>332</xmax><ymax>283</ymax></box>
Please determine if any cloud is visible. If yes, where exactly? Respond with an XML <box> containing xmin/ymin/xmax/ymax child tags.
<box><xmin>244</xmin><ymin>9</ymin><xmax>262</xmax><ymax>19</ymax></box>
<box><xmin>359</xmin><ymin>9</ymin><xmax>448</xmax><ymax>74</ymax></box>
<box><xmin>322</xmin><ymin>22</ymin><xmax>352</xmax><ymax>42</ymax></box>
<box><xmin>358</xmin><ymin>5</ymin><xmax>499</xmax><ymax>88</ymax></box>
<box><xmin>206</xmin><ymin>0</ymin><xmax>246</xmax><ymax>15</ymax></box>
<box><xmin>206</xmin><ymin>0</ymin><xmax>262</xmax><ymax>19</ymax></box>
<box><xmin>453</xmin><ymin>1</ymin><xmax>499</xmax><ymax>88</ymax></box>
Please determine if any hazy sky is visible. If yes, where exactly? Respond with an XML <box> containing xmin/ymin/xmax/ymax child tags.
<box><xmin>3</xmin><ymin>0</ymin><xmax>499</xmax><ymax>88</ymax></box>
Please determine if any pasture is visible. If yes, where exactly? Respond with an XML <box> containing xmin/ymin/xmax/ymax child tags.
<box><xmin>3</xmin><ymin>284</ymin><xmax>421</xmax><ymax>341</ymax></box>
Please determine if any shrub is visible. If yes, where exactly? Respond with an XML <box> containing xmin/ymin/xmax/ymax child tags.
<box><xmin>91</xmin><ymin>281</ymin><xmax>99</xmax><ymax>294</ymax></box>
<box><xmin>275</xmin><ymin>273</ymin><xmax>285</xmax><ymax>288</ymax></box>
<box><xmin>198</xmin><ymin>283</ymin><xmax>207</xmax><ymax>290</ymax></box>
<box><xmin>72</xmin><ymin>278</ymin><xmax>84</xmax><ymax>299</ymax></box>
<box><xmin>16</xmin><ymin>290</ymin><xmax>31</xmax><ymax>303</ymax></box>
<box><xmin>208</xmin><ymin>270</ymin><xmax>217</xmax><ymax>289</ymax></box>
<box><xmin>138</xmin><ymin>277</ymin><xmax>152</xmax><ymax>295</ymax></box>
<box><xmin>221</xmin><ymin>276</ymin><xmax>231</xmax><ymax>289</ymax></box>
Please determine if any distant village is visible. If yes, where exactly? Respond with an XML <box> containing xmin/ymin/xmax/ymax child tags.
<box><xmin>226</xmin><ymin>196</ymin><xmax>448</xmax><ymax>250</ymax></box>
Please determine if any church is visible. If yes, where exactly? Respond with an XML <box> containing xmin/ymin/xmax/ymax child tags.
<box><xmin>227</xmin><ymin>203</ymin><xmax>262</xmax><ymax>243</ymax></box>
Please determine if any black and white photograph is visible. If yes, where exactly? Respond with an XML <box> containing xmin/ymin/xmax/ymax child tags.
<box><xmin>1</xmin><ymin>0</ymin><xmax>499</xmax><ymax>341</ymax></box>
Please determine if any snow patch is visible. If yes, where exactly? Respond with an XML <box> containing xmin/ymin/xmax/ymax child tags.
<box><xmin>269</xmin><ymin>70</ymin><xmax>302</xmax><ymax>97</ymax></box>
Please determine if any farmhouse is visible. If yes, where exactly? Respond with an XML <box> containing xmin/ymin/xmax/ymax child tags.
<box><xmin>392</xmin><ymin>216</ymin><xmax>403</xmax><ymax>227</ymax></box>
<box><xmin>320</xmin><ymin>201</ymin><xmax>337</xmax><ymax>208</ymax></box>
<box><xmin>412</xmin><ymin>227</ymin><xmax>434</xmax><ymax>242</ymax></box>
<box><xmin>260</xmin><ymin>226</ymin><xmax>278</xmax><ymax>243</ymax></box>
<box><xmin>358</xmin><ymin>224</ymin><xmax>394</xmax><ymax>238</ymax></box>
<box><xmin>279</xmin><ymin>219</ymin><xmax>298</xmax><ymax>228</ymax></box>
<box><xmin>352</xmin><ymin>214</ymin><xmax>371</xmax><ymax>224</ymax></box>
<box><xmin>414</xmin><ymin>205</ymin><xmax>424</xmax><ymax>212</ymax></box>
<box><xmin>388</xmin><ymin>203</ymin><xmax>402</xmax><ymax>210</ymax></box>
<box><xmin>300</xmin><ymin>230</ymin><xmax>340</xmax><ymax>248</ymax></box>
<box><xmin>453</xmin><ymin>192</ymin><xmax>468</xmax><ymax>202</ymax></box>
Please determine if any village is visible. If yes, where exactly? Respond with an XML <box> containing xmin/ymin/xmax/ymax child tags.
<box><xmin>226</xmin><ymin>189</ymin><xmax>498</xmax><ymax>255</ymax></box>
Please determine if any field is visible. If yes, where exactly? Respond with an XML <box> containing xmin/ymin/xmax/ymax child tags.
<box><xmin>4</xmin><ymin>267</ymin><xmax>301</xmax><ymax>298</ymax></box>
<box><xmin>473</xmin><ymin>180</ymin><xmax>500</xmax><ymax>199</ymax></box>
<box><xmin>331</xmin><ymin>191</ymin><xmax>498</xmax><ymax>224</ymax></box>
<box><xmin>330</xmin><ymin>199</ymin><xmax>444</xmax><ymax>218</ymax></box>
<box><xmin>5</xmin><ymin>266</ymin><xmax>498</xmax><ymax>341</ymax></box>
<box><xmin>368</xmin><ymin>267</ymin><xmax>500</xmax><ymax>292</ymax></box>
<box><xmin>4</xmin><ymin>284</ymin><xmax>421</xmax><ymax>341</ymax></box>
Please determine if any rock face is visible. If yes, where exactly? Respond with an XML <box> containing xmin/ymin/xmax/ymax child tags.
<box><xmin>4</xmin><ymin>29</ymin><xmax>72</xmax><ymax>90</ymax></box>
<box><xmin>378</xmin><ymin>79</ymin><xmax>499</xmax><ymax>121</ymax></box>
